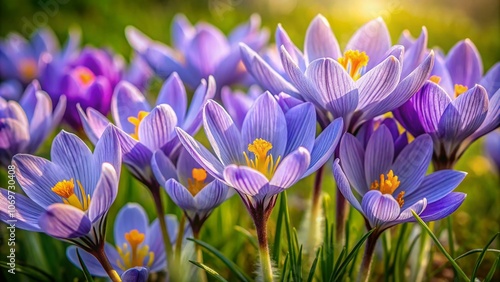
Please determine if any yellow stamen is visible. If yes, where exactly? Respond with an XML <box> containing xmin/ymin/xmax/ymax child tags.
<box><xmin>127</xmin><ymin>111</ymin><xmax>149</xmax><ymax>140</ymax></box>
<box><xmin>370</xmin><ymin>170</ymin><xmax>405</xmax><ymax>208</ymax></box>
<box><xmin>74</xmin><ymin>67</ymin><xmax>95</xmax><ymax>86</ymax></box>
<box><xmin>243</xmin><ymin>138</ymin><xmax>281</xmax><ymax>179</ymax></box>
<box><xmin>187</xmin><ymin>168</ymin><xmax>208</xmax><ymax>196</ymax></box>
<box><xmin>116</xmin><ymin>229</ymin><xmax>154</xmax><ymax>270</ymax></box>
<box><xmin>51</xmin><ymin>179</ymin><xmax>90</xmax><ymax>211</ymax></box>
<box><xmin>429</xmin><ymin>75</ymin><xmax>441</xmax><ymax>84</ymax></box>
<box><xmin>454</xmin><ymin>84</ymin><xmax>468</xmax><ymax>97</ymax></box>
<box><xmin>338</xmin><ymin>50</ymin><xmax>369</xmax><ymax>80</ymax></box>
<box><xmin>19</xmin><ymin>59</ymin><xmax>37</xmax><ymax>82</ymax></box>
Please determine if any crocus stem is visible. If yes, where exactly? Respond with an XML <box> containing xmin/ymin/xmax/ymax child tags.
<box><xmin>335</xmin><ymin>189</ymin><xmax>348</xmax><ymax>245</ymax></box>
<box><xmin>358</xmin><ymin>231</ymin><xmax>380</xmax><ymax>282</ymax></box>
<box><xmin>193</xmin><ymin>229</ymin><xmax>208</xmax><ymax>282</ymax></box>
<box><xmin>175</xmin><ymin>213</ymin><xmax>186</xmax><ymax>262</ymax></box>
<box><xmin>256</xmin><ymin>213</ymin><xmax>273</xmax><ymax>282</ymax></box>
<box><xmin>150</xmin><ymin>184</ymin><xmax>174</xmax><ymax>274</ymax></box>
<box><xmin>92</xmin><ymin>246</ymin><xmax>122</xmax><ymax>282</ymax></box>
<box><xmin>307</xmin><ymin>165</ymin><xmax>325</xmax><ymax>253</ymax></box>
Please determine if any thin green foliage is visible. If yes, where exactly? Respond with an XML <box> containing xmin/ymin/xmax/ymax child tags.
<box><xmin>76</xmin><ymin>249</ymin><xmax>95</xmax><ymax>282</ymax></box>
<box><xmin>189</xmin><ymin>260</ymin><xmax>229</xmax><ymax>282</ymax></box>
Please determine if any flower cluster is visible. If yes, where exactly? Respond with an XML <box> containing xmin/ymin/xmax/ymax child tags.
<box><xmin>0</xmin><ymin>12</ymin><xmax>498</xmax><ymax>282</ymax></box>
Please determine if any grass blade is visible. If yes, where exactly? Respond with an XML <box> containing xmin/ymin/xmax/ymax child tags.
<box><xmin>331</xmin><ymin>229</ymin><xmax>374</xmax><ymax>282</ymax></box>
<box><xmin>76</xmin><ymin>249</ymin><xmax>95</xmax><ymax>282</ymax></box>
<box><xmin>484</xmin><ymin>255</ymin><xmax>499</xmax><ymax>282</ymax></box>
<box><xmin>188</xmin><ymin>238</ymin><xmax>251</xmax><ymax>282</ymax></box>
<box><xmin>471</xmin><ymin>232</ymin><xmax>500</xmax><ymax>280</ymax></box>
<box><xmin>411</xmin><ymin>211</ymin><xmax>470</xmax><ymax>282</ymax></box>
<box><xmin>273</xmin><ymin>193</ymin><xmax>285</xmax><ymax>263</ymax></box>
<box><xmin>307</xmin><ymin>247</ymin><xmax>321</xmax><ymax>282</ymax></box>
<box><xmin>455</xmin><ymin>249</ymin><xmax>500</xmax><ymax>261</ymax></box>
<box><xmin>234</xmin><ymin>225</ymin><xmax>258</xmax><ymax>249</ymax></box>
<box><xmin>189</xmin><ymin>260</ymin><xmax>229</xmax><ymax>282</ymax></box>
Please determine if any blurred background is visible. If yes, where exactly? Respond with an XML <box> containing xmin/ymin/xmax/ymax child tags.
<box><xmin>0</xmin><ymin>0</ymin><xmax>499</xmax><ymax>281</ymax></box>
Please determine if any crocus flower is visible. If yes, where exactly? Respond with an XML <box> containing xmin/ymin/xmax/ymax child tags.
<box><xmin>393</xmin><ymin>39</ymin><xmax>500</xmax><ymax>169</ymax></box>
<box><xmin>66</xmin><ymin>203</ymin><xmax>183</xmax><ymax>278</ymax></box>
<box><xmin>241</xmin><ymin>14</ymin><xmax>434</xmax><ymax>132</ymax></box>
<box><xmin>0</xmin><ymin>126</ymin><xmax>121</xmax><ymax>243</ymax></box>
<box><xmin>78</xmin><ymin>73</ymin><xmax>215</xmax><ymax>187</ymax></box>
<box><xmin>176</xmin><ymin>92</ymin><xmax>343</xmax><ymax>212</ymax></box>
<box><xmin>0</xmin><ymin>28</ymin><xmax>58</xmax><ymax>85</ymax></box>
<box><xmin>152</xmin><ymin>149</ymin><xmax>232</xmax><ymax>233</ymax></box>
<box><xmin>40</xmin><ymin>46</ymin><xmax>122</xmax><ymax>129</ymax></box>
<box><xmin>0</xmin><ymin>80</ymin><xmax>65</xmax><ymax>168</ymax></box>
<box><xmin>485</xmin><ymin>130</ymin><xmax>500</xmax><ymax>174</ymax></box>
<box><xmin>126</xmin><ymin>14</ymin><xmax>269</xmax><ymax>91</ymax></box>
<box><xmin>333</xmin><ymin>124</ymin><xmax>466</xmax><ymax>232</ymax></box>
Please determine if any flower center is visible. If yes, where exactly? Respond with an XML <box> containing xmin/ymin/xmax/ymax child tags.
<box><xmin>243</xmin><ymin>138</ymin><xmax>281</xmax><ymax>179</ymax></box>
<box><xmin>73</xmin><ymin>66</ymin><xmax>95</xmax><ymax>86</ymax></box>
<box><xmin>429</xmin><ymin>75</ymin><xmax>441</xmax><ymax>84</ymax></box>
<box><xmin>127</xmin><ymin>111</ymin><xmax>149</xmax><ymax>140</ymax></box>
<box><xmin>187</xmin><ymin>168</ymin><xmax>208</xmax><ymax>196</ymax></box>
<box><xmin>116</xmin><ymin>229</ymin><xmax>154</xmax><ymax>270</ymax></box>
<box><xmin>370</xmin><ymin>170</ymin><xmax>405</xmax><ymax>207</ymax></box>
<box><xmin>338</xmin><ymin>50</ymin><xmax>369</xmax><ymax>80</ymax></box>
<box><xmin>19</xmin><ymin>59</ymin><xmax>37</xmax><ymax>82</ymax></box>
<box><xmin>454</xmin><ymin>84</ymin><xmax>468</xmax><ymax>97</ymax></box>
<box><xmin>51</xmin><ymin>179</ymin><xmax>91</xmax><ymax>211</ymax></box>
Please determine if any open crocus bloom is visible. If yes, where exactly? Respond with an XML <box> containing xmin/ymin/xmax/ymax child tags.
<box><xmin>176</xmin><ymin>92</ymin><xmax>344</xmax><ymax>211</ymax></box>
<box><xmin>0</xmin><ymin>80</ymin><xmax>65</xmax><ymax>167</ymax></box>
<box><xmin>240</xmin><ymin>14</ymin><xmax>434</xmax><ymax>132</ymax></box>
<box><xmin>152</xmin><ymin>149</ymin><xmax>232</xmax><ymax>230</ymax></box>
<box><xmin>126</xmin><ymin>14</ymin><xmax>269</xmax><ymax>90</ymax></box>
<box><xmin>66</xmin><ymin>203</ymin><xmax>183</xmax><ymax>277</ymax></box>
<box><xmin>333</xmin><ymin>124</ymin><xmax>466</xmax><ymax>231</ymax></box>
<box><xmin>78</xmin><ymin>73</ymin><xmax>215</xmax><ymax>186</ymax></box>
<box><xmin>0</xmin><ymin>126</ymin><xmax>121</xmax><ymax>241</ymax></box>
<box><xmin>394</xmin><ymin>39</ymin><xmax>500</xmax><ymax>168</ymax></box>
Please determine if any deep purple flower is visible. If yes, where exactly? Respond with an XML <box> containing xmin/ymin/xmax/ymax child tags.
<box><xmin>241</xmin><ymin>14</ymin><xmax>434</xmax><ymax>132</ymax></box>
<box><xmin>66</xmin><ymin>203</ymin><xmax>183</xmax><ymax>277</ymax></box>
<box><xmin>78</xmin><ymin>74</ymin><xmax>215</xmax><ymax>187</ymax></box>
<box><xmin>333</xmin><ymin>124</ymin><xmax>466</xmax><ymax>231</ymax></box>
<box><xmin>393</xmin><ymin>39</ymin><xmax>500</xmax><ymax>169</ymax></box>
<box><xmin>126</xmin><ymin>14</ymin><xmax>269</xmax><ymax>91</ymax></box>
<box><xmin>39</xmin><ymin>46</ymin><xmax>122</xmax><ymax>129</ymax></box>
<box><xmin>0</xmin><ymin>126</ymin><xmax>121</xmax><ymax>242</ymax></box>
<box><xmin>0</xmin><ymin>80</ymin><xmax>65</xmax><ymax>168</ymax></box>
<box><xmin>176</xmin><ymin>92</ymin><xmax>343</xmax><ymax>212</ymax></box>
<box><xmin>152</xmin><ymin>149</ymin><xmax>232</xmax><ymax>232</ymax></box>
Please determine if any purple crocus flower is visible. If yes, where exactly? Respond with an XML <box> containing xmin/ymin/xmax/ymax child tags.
<box><xmin>40</xmin><ymin>46</ymin><xmax>122</xmax><ymax>129</ymax></box>
<box><xmin>333</xmin><ymin>124</ymin><xmax>466</xmax><ymax>232</ymax></box>
<box><xmin>393</xmin><ymin>39</ymin><xmax>500</xmax><ymax>169</ymax></box>
<box><xmin>152</xmin><ymin>149</ymin><xmax>232</xmax><ymax>233</ymax></box>
<box><xmin>176</xmin><ymin>92</ymin><xmax>343</xmax><ymax>212</ymax></box>
<box><xmin>241</xmin><ymin>14</ymin><xmax>434</xmax><ymax>132</ymax></box>
<box><xmin>0</xmin><ymin>80</ymin><xmax>65</xmax><ymax>168</ymax></box>
<box><xmin>126</xmin><ymin>14</ymin><xmax>269</xmax><ymax>91</ymax></box>
<box><xmin>0</xmin><ymin>28</ymin><xmax>58</xmax><ymax>85</ymax></box>
<box><xmin>66</xmin><ymin>203</ymin><xmax>182</xmax><ymax>278</ymax></box>
<box><xmin>0</xmin><ymin>126</ymin><xmax>121</xmax><ymax>243</ymax></box>
<box><xmin>78</xmin><ymin>74</ymin><xmax>215</xmax><ymax>187</ymax></box>
<box><xmin>485</xmin><ymin>130</ymin><xmax>500</xmax><ymax>174</ymax></box>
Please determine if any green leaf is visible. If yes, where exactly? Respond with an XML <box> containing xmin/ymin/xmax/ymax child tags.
<box><xmin>0</xmin><ymin>261</ymin><xmax>53</xmax><ymax>282</ymax></box>
<box><xmin>234</xmin><ymin>225</ymin><xmax>258</xmax><ymax>249</ymax></box>
<box><xmin>307</xmin><ymin>247</ymin><xmax>321</xmax><ymax>282</ymax></box>
<box><xmin>273</xmin><ymin>193</ymin><xmax>285</xmax><ymax>263</ymax></box>
<box><xmin>76</xmin><ymin>249</ymin><xmax>95</xmax><ymax>282</ymax></box>
<box><xmin>472</xmin><ymin>232</ymin><xmax>500</xmax><ymax>281</ymax></box>
<box><xmin>484</xmin><ymin>255</ymin><xmax>499</xmax><ymax>282</ymax></box>
<box><xmin>189</xmin><ymin>260</ymin><xmax>229</xmax><ymax>282</ymax></box>
<box><xmin>188</xmin><ymin>238</ymin><xmax>252</xmax><ymax>282</ymax></box>
<box><xmin>411</xmin><ymin>211</ymin><xmax>470</xmax><ymax>282</ymax></box>
<box><xmin>455</xmin><ymin>248</ymin><xmax>500</xmax><ymax>261</ymax></box>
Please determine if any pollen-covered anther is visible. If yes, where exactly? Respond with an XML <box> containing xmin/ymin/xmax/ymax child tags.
<box><xmin>187</xmin><ymin>168</ymin><xmax>208</xmax><ymax>196</ymax></box>
<box><xmin>370</xmin><ymin>170</ymin><xmax>401</xmax><ymax>194</ymax></box>
<box><xmin>117</xmin><ymin>229</ymin><xmax>154</xmax><ymax>270</ymax></box>
<box><xmin>338</xmin><ymin>50</ymin><xmax>369</xmax><ymax>80</ymax></box>
<box><xmin>429</xmin><ymin>75</ymin><xmax>442</xmax><ymax>84</ymax></box>
<box><xmin>73</xmin><ymin>66</ymin><xmax>95</xmax><ymax>86</ymax></box>
<box><xmin>51</xmin><ymin>178</ymin><xmax>90</xmax><ymax>211</ymax></box>
<box><xmin>454</xmin><ymin>84</ymin><xmax>468</xmax><ymax>97</ymax></box>
<box><xmin>128</xmin><ymin>111</ymin><xmax>149</xmax><ymax>140</ymax></box>
<box><xmin>243</xmin><ymin>138</ymin><xmax>281</xmax><ymax>179</ymax></box>
<box><xmin>396</xmin><ymin>191</ymin><xmax>405</xmax><ymax>208</ymax></box>
<box><xmin>19</xmin><ymin>59</ymin><xmax>37</xmax><ymax>82</ymax></box>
